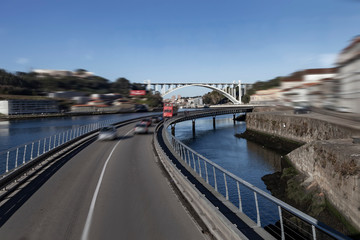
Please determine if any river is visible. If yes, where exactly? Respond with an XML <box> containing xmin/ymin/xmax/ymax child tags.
<box><xmin>172</xmin><ymin>114</ymin><xmax>284</xmax><ymax>227</ymax></box>
<box><xmin>0</xmin><ymin>112</ymin><xmax>154</xmax><ymax>153</ymax></box>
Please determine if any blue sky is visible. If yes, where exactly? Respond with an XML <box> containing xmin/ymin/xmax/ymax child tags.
<box><xmin>1</xmin><ymin>0</ymin><xmax>359</xmax><ymax>96</ymax></box>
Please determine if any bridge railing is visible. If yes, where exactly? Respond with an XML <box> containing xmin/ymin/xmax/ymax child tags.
<box><xmin>0</xmin><ymin>118</ymin><xmax>120</xmax><ymax>177</ymax></box>
<box><xmin>165</xmin><ymin>131</ymin><xmax>349</xmax><ymax>240</ymax></box>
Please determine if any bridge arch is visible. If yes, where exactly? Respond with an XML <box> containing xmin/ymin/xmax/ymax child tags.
<box><xmin>160</xmin><ymin>84</ymin><xmax>241</xmax><ymax>104</ymax></box>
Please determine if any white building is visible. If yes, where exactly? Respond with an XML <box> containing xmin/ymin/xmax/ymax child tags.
<box><xmin>32</xmin><ymin>69</ymin><xmax>94</xmax><ymax>78</ymax></box>
<box><xmin>0</xmin><ymin>99</ymin><xmax>59</xmax><ymax>115</ymax></box>
<box><xmin>48</xmin><ymin>91</ymin><xmax>87</xmax><ymax>99</ymax></box>
<box><xmin>280</xmin><ymin>68</ymin><xmax>337</xmax><ymax>105</ymax></box>
<box><xmin>335</xmin><ymin>36</ymin><xmax>360</xmax><ymax>113</ymax></box>
<box><xmin>186</xmin><ymin>97</ymin><xmax>203</xmax><ymax>108</ymax></box>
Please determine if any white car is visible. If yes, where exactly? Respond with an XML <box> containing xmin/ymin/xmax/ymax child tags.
<box><xmin>98</xmin><ymin>126</ymin><xmax>117</xmax><ymax>140</ymax></box>
<box><xmin>336</xmin><ymin>106</ymin><xmax>352</xmax><ymax>113</ymax></box>
<box><xmin>134</xmin><ymin>123</ymin><xmax>148</xmax><ymax>134</ymax></box>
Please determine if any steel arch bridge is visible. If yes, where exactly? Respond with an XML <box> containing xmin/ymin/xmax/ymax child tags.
<box><xmin>145</xmin><ymin>81</ymin><xmax>249</xmax><ymax>104</ymax></box>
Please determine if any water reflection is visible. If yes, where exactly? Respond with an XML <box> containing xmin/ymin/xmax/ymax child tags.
<box><xmin>0</xmin><ymin>121</ymin><xmax>10</xmax><ymax>137</ymax></box>
<box><xmin>246</xmin><ymin>141</ymin><xmax>283</xmax><ymax>172</ymax></box>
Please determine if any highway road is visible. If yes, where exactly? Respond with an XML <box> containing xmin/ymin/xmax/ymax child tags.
<box><xmin>0</xmin><ymin>122</ymin><xmax>207</xmax><ymax>240</ymax></box>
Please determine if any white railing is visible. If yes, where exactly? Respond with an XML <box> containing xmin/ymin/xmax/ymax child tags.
<box><xmin>165</xmin><ymin>131</ymin><xmax>349</xmax><ymax>240</ymax></box>
<box><xmin>0</xmin><ymin>118</ymin><xmax>119</xmax><ymax>177</ymax></box>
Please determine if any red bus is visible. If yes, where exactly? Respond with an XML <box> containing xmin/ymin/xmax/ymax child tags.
<box><xmin>163</xmin><ymin>102</ymin><xmax>177</xmax><ymax>118</ymax></box>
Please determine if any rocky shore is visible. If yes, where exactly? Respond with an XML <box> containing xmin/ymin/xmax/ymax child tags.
<box><xmin>236</xmin><ymin>109</ymin><xmax>360</xmax><ymax>238</ymax></box>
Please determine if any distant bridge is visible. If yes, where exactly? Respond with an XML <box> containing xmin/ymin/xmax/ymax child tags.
<box><xmin>144</xmin><ymin>80</ymin><xmax>252</xmax><ymax>104</ymax></box>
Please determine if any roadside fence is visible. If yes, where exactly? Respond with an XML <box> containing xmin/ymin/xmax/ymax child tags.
<box><xmin>0</xmin><ymin>119</ymin><xmax>119</xmax><ymax>177</ymax></box>
<box><xmin>166</xmin><ymin>131</ymin><xmax>349</xmax><ymax>240</ymax></box>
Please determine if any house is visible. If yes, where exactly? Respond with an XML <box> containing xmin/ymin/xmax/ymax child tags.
<box><xmin>249</xmin><ymin>88</ymin><xmax>281</xmax><ymax>105</ymax></box>
<box><xmin>32</xmin><ymin>69</ymin><xmax>94</xmax><ymax>78</ymax></box>
<box><xmin>280</xmin><ymin>68</ymin><xmax>337</xmax><ymax>105</ymax></box>
<box><xmin>0</xmin><ymin>99</ymin><xmax>59</xmax><ymax>115</ymax></box>
<box><xmin>335</xmin><ymin>35</ymin><xmax>360</xmax><ymax>113</ymax></box>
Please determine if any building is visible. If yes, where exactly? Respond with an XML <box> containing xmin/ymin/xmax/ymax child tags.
<box><xmin>335</xmin><ymin>36</ymin><xmax>360</xmax><ymax>113</ymax></box>
<box><xmin>32</xmin><ymin>69</ymin><xmax>94</xmax><ymax>78</ymax></box>
<box><xmin>186</xmin><ymin>97</ymin><xmax>204</xmax><ymax>108</ymax></box>
<box><xmin>250</xmin><ymin>88</ymin><xmax>281</xmax><ymax>105</ymax></box>
<box><xmin>0</xmin><ymin>99</ymin><xmax>59</xmax><ymax>115</ymax></box>
<box><xmin>280</xmin><ymin>68</ymin><xmax>337</xmax><ymax>105</ymax></box>
<box><xmin>48</xmin><ymin>91</ymin><xmax>87</xmax><ymax>99</ymax></box>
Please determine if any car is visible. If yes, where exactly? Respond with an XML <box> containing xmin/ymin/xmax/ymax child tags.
<box><xmin>293</xmin><ymin>101</ymin><xmax>311</xmax><ymax>114</ymax></box>
<box><xmin>134</xmin><ymin>123</ymin><xmax>148</xmax><ymax>134</ymax></box>
<box><xmin>151</xmin><ymin>115</ymin><xmax>163</xmax><ymax>123</ymax></box>
<box><xmin>141</xmin><ymin>118</ymin><xmax>152</xmax><ymax>127</ymax></box>
<box><xmin>98</xmin><ymin>126</ymin><xmax>117</xmax><ymax>140</ymax></box>
<box><xmin>335</xmin><ymin>106</ymin><xmax>352</xmax><ymax>113</ymax></box>
<box><xmin>294</xmin><ymin>106</ymin><xmax>311</xmax><ymax>114</ymax></box>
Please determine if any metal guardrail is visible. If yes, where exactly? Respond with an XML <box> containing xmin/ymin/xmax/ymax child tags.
<box><xmin>0</xmin><ymin>119</ymin><xmax>117</xmax><ymax>177</ymax></box>
<box><xmin>153</xmin><ymin>123</ymin><xmax>248</xmax><ymax>240</ymax></box>
<box><xmin>0</xmin><ymin>115</ymin><xmax>153</xmax><ymax>180</ymax></box>
<box><xmin>162</xmin><ymin>111</ymin><xmax>350</xmax><ymax>240</ymax></box>
<box><xmin>172</xmin><ymin>107</ymin><xmax>252</xmax><ymax>124</ymax></box>
<box><xmin>0</xmin><ymin>115</ymin><xmax>158</xmax><ymax>199</ymax></box>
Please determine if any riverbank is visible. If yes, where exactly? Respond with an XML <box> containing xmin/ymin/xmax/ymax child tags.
<box><xmin>236</xmin><ymin>109</ymin><xmax>360</xmax><ymax>238</ymax></box>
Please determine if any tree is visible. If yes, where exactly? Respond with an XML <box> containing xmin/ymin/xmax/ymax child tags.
<box><xmin>111</xmin><ymin>78</ymin><xmax>131</xmax><ymax>95</ymax></box>
<box><xmin>131</xmin><ymin>83</ymin><xmax>146</xmax><ymax>90</ymax></box>
<box><xmin>242</xmin><ymin>94</ymin><xmax>250</xmax><ymax>104</ymax></box>
<box><xmin>146</xmin><ymin>92</ymin><xmax>163</xmax><ymax>107</ymax></box>
<box><xmin>202</xmin><ymin>91</ymin><xmax>227</xmax><ymax>105</ymax></box>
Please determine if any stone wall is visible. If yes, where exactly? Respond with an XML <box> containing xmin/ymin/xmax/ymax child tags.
<box><xmin>246</xmin><ymin>113</ymin><xmax>360</xmax><ymax>143</ymax></box>
<box><xmin>288</xmin><ymin>140</ymin><xmax>360</xmax><ymax>229</ymax></box>
<box><xmin>246</xmin><ymin>112</ymin><xmax>360</xmax><ymax>230</ymax></box>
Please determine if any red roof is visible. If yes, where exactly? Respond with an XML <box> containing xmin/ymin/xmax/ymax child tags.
<box><xmin>282</xmin><ymin>77</ymin><xmax>302</xmax><ymax>82</ymax></box>
<box><xmin>304</xmin><ymin>68</ymin><xmax>337</xmax><ymax>74</ymax></box>
<box><xmin>341</xmin><ymin>36</ymin><xmax>360</xmax><ymax>54</ymax></box>
<box><xmin>303</xmin><ymin>82</ymin><xmax>321</xmax><ymax>87</ymax></box>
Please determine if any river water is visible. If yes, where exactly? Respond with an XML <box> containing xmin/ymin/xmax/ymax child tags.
<box><xmin>172</xmin><ymin>114</ymin><xmax>284</xmax><ymax>227</ymax></box>
<box><xmin>0</xmin><ymin>112</ymin><xmax>154</xmax><ymax>153</ymax></box>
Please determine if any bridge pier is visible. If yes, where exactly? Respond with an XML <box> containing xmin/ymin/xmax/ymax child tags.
<box><xmin>213</xmin><ymin>116</ymin><xmax>216</xmax><ymax>129</ymax></box>
<box><xmin>192</xmin><ymin>120</ymin><xmax>196</xmax><ymax>137</ymax></box>
<box><xmin>171</xmin><ymin>124</ymin><xmax>175</xmax><ymax>136</ymax></box>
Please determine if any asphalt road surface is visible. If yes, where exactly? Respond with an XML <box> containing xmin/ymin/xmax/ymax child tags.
<box><xmin>0</xmin><ymin>122</ymin><xmax>206</xmax><ymax>240</ymax></box>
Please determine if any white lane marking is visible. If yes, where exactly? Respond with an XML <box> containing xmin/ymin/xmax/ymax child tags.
<box><xmin>81</xmin><ymin>129</ymin><xmax>133</xmax><ymax>240</ymax></box>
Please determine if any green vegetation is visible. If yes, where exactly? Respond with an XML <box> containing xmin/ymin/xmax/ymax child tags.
<box><xmin>242</xmin><ymin>76</ymin><xmax>282</xmax><ymax>103</ymax></box>
<box><xmin>202</xmin><ymin>91</ymin><xmax>228</xmax><ymax>105</ymax></box>
<box><xmin>246</xmin><ymin>77</ymin><xmax>282</xmax><ymax>96</ymax></box>
<box><xmin>0</xmin><ymin>68</ymin><xmax>164</xmax><ymax>108</ymax></box>
<box><xmin>202</xmin><ymin>76</ymin><xmax>282</xmax><ymax>104</ymax></box>
<box><xmin>133</xmin><ymin>92</ymin><xmax>163</xmax><ymax>108</ymax></box>
<box><xmin>0</xmin><ymin>69</ymin><xmax>142</xmax><ymax>96</ymax></box>
<box><xmin>325</xmin><ymin>199</ymin><xmax>360</xmax><ymax>237</ymax></box>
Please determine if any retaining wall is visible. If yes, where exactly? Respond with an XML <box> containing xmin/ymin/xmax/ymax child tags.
<box><xmin>245</xmin><ymin>112</ymin><xmax>360</xmax><ymax>230</ymax></box>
